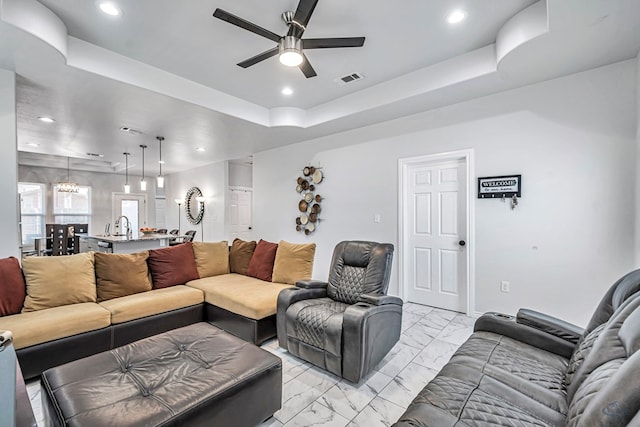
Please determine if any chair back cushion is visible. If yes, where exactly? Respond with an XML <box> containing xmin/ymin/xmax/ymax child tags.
<box><xmin>327</xmin><ymin>241</ymin><xmax>394</xmax><ymax>304</ymax></box>
<box><xmin>272</xmin><ymin>241</ymin><xmax>316</xmax><ymax>285</ymax></box>
<box><xmin>584</xmin><ymin>268</ymin><xmax>640</xmax><ymax>335</ymax></box>
<box><xmin>0</xmin><ymin>257</ymin><xmax>26</xmax><ymax>316</ymax></box>
<box><xmin>229</xmin><ymin>239</ymin><xmax>256</xmax><ymax>275</ymax></box>
<box><xmin>192</xmin><ymin>241</ymin><xmax>230</xmax><ymax>278</ymax></box>
<box><xmin>22</xmin><ymin>252</ymin><xmax>96</xmax><ymax>312</ymax></box>
<box><xmin>94</xmin><ymin>251</ymin><xmax>152</xmax><ymax>301</ymax></box>
<box><xmin>148</xmin><ymin>242</ymin><xmax>199</xmax><ymax>289</ymax></box>
<box><xmin>247</xmin><ymin>240</ymin><xmax>278</xmax><ymax>282</ymax></box>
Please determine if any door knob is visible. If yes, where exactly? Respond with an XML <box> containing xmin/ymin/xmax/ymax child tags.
<box><xmin>458</xmin><ymin>240</ymin><xmax>466</xmax><ymax>246</ymax></box>
<box><xmin>248</xmin><ymin>227</ymin><xmax>252</xmax><ymax>230</ymax></box>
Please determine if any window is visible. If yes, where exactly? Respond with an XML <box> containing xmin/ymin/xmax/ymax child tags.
<box><xmin>19</xmin><ymin>182</ymin><xmax>46</xmax><ymax>245</ymax></box>
<box><xmin>53</xmin><ymin>186</ymin><xmax>91</xmax><ymax>225</ymax></box>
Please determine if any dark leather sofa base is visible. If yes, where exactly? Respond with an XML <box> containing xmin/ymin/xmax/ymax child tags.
<box><xmin>42</xmin><ymin>323</ymin><xmax>282</xmax><ymax>427</ymax></box>
<box><xmin>17</xmin><ymin>327</ymin><xmax>112</xmax><ymax>381</ymax></box>
<box><xmin>111</xmin><ymin>304</ymin><xmax>204</xmax><ymax>348</ymax></box>
<box><xmin>17</xmin><ymin>304</ymin><xmax>203</xmax><ymax>380</ymax></box>
<box><xmin>206</xmin><ymin>303</ymin><xmax>277</xmax><ymax>345</ymax></box>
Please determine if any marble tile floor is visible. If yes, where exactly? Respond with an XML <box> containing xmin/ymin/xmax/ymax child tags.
<box><xmin>26</xmin><ymin>303</ymin><xmax>475</xmax><ymax>427</ymax></box>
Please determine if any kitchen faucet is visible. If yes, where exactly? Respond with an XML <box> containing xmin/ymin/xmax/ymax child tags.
<box><xmin>114</xmin><ymin>215</ymin><xmax>132</xmax><ymax>238</ymax></box>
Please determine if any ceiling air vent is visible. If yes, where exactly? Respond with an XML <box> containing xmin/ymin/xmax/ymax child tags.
<box><xmin>119</xmin><ymin>126</ymin><xmax>143</xmax><ymax>135</ymax></box>
<box><xmin>335</xmin><ymin>72</ymin><xmax>365</xmax><ymax>86</ymax></box>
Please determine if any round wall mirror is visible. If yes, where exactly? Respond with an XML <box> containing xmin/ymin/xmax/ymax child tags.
<box><xmin>185</xmin><ymin>186</ymin><xmax>204</xmax><ymax>225</ymax></box>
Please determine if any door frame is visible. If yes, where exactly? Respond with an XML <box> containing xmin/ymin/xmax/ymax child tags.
<box><xmin>398</xmin><ymin>149</ymin><xmax>476</xmax><ymax>315</ymax></box>
<box><xmin>111</xmin><ymin>192</ymin><xmax>148</xmax><ymax>230</ymax></box>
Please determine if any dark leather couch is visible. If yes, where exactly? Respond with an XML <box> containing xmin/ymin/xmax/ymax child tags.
<box><xmin>277</xmin><ymin>241</ymin><xmax>401</xmax><ymax>383</ymax></box>
<box><xmin>394</xmin><ymin>269</ymin><xmax>640</xmax><ymax>426</ymax></box>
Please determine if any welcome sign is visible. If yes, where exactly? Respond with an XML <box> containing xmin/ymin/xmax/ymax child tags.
<box><xmin>478</xmin><ymin>175</ymin><xmax>521</xmax><ymax>198</ymax></box>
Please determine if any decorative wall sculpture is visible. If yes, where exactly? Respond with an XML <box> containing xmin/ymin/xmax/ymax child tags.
<box><xmin>185</xmin><ymin>186</ymin><xmax>204</xmax><ymax>225</ymax></box>
<box><xmin>295</xmin><ymin>166</ymin><xmax>323</xmax><ymax>235</ymax></box>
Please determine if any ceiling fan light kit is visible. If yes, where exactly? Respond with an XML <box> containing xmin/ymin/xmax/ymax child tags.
<box><xmin>213</xmin><ymin>0</ymin><xmax>365</xmax><ymax>78</ymax></box>
<box><xmin>279</xmin><ymin>36</ymin><xmax>303</xmax><ymax>67</ymax></box>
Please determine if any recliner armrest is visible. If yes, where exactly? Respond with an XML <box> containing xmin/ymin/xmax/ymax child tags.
<box><xmin>276</xmin><ymin>286</ymin><xmax>328</xmax><ymax>351</ymax></box>
<box><xmin>295</xmin><ymin>280</ymin><xmax>328</xmax><ymax>289</ymax></box>
<box><xmin>474</xmin><ymin>312</ymin><xmax>576</xmax><ymax>358</ymax></box>
<box><xmin>357</xmin><ymin>293</ymin><xmax>403</xmax><ymax>306</ymax></box>
<box><xmin>516</xmin><ymin>309</ymin><xmax>583</xmax><ymax>345</ymax></box>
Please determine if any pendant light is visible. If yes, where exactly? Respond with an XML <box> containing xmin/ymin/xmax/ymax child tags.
<box><xmin>123</xmin><ymin>152</ymin><xmax>131</xmax><ymax>193</ymax></box>
<box><xmin>156</xmin><ymin>136</ymin><xmax>165</xmax><ymax>188</ymax></box>
<box><xmin>139</xmin><ymin>144</ymin><xmax>147</xmax><ymax>191</ymax></box>
<box><xmin>56</xmin><ymin>157</ymin><xmax>79</xmax><ymax>193</ymax></box>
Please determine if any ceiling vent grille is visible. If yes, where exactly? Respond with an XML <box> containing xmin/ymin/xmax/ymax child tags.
<box><xmin>335</xmin><ymin>72</ymin><xmax>364</xmax><ymax>85</ymax></box>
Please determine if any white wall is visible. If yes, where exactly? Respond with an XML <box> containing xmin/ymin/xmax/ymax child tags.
<box><xmin>253</xmin><ymin>60</ymin><xmax>637</xmax><ymax>326</ymax></box>
<box><xmin>0</xmin><ymin>70</ymin><xmax>19</xmax><ymax>258</ymax></box>
<box><xmin>165</xmin><ymin>161</ymin><xmax>228</xmax><ymax>242</ymax></box>
<box><xmin>19</xmin><ymin>165</ymin><xmax>158</xmax><ymax>235</ymax></box>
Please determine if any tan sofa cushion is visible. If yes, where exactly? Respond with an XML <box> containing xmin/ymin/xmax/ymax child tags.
<box><xmin>192</xmin><ymin>241</ymin><xmax>230</xmax><ymax>278</ymax></box>
<box><xmin>229</xmin><ymin>239</ymin><xmax>256</xmax><ymax>275</ymax></box>
<box><xmin>99</xmin><ymin>285</ymin><xmax>204</xmax><ymax>324</ymax></box>
<box><xmin>187</xmin><ymin>274</ymin><xmax>292</xmax><ymax>320</ymax></box>
<box><xmin>22</xmin><ymin>252</ymin><xmax>96</xmax><ymax>312</ymax></box>
<box><xmin>94</xmin><ymin>251</ymin><xmax>152</xmax><ymax>302</ymax></box>
<box><xmin>272</xmin><ymin>240</ymin><xmax>316</xmax><ymax>285</ymax></box>
<box><xmin>0</xmin><ymin>303</ymin><xmax>111</xmax><ymax>350</ymax></box>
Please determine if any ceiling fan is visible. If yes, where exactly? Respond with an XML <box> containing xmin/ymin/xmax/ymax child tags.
<box><xmin>213</xmin><ymin>0</ymin><xmax>365</xmax><ymax>78</ymax></box>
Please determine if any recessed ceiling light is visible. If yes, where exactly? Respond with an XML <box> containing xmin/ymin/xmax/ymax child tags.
<box><xmin>196</xmin><ymin>147</ymin><xmax>206</xmax><ymax>152</ymax></box>
<box><xmin>97</xmin><ymin>1</ymin><xmax>122</xmax><ymax>16</ymax></box>
<box><xmin>447</xmin><ymin>9</ymin><xmax>466</xmax><ymax>24</ymax></box>
<box><xmin>37</xmin><ymin>116</ymin><xmax>55</xmax><ymax>123</ymax></box>
<box><xmin>281</xmin><ymin>87</ymin><xmax>294</xmax><ymax>96</ymax></box>
<box><xmin>26</xmin><ymin>142</ymin><xmax>40</xmax><ymax>147</ymax></box>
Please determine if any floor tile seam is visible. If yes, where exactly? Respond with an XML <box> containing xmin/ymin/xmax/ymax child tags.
<box><xmin>316</xmin><ymin>379</ymin><xmax>381</xmax><ymax>423</ymax></box>
<box><xmin>313</xmin><ymin>398</ymin><xmax>360</xmax><ymax>424</ymax></box>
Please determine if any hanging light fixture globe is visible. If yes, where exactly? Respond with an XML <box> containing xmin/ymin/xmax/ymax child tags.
<box><xmin>156</xmin><ymin>136</ymin><xmax>165</xmax><ymax>188</ymax></box>
<box><xmin>57</xmin><ymin>157</ymin><xmax>79</xmax><ymax>193</ymax></box>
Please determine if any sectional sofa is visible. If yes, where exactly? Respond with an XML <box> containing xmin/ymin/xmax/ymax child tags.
<box><xmin>393</xmin><ymin>269</ymin><xmax>640</xmax><ymax>426</ymax></box>
<box><xmin>0</xmin><ymin>238</ymin><xmax>316</xmax><ymax>379</ymax></box>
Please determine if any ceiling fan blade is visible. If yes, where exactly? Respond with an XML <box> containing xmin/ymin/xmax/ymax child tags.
<box><xmin>213</xmin><ymin>9</ymin><xmax>281</xmax><ymax>43</ymax></box>
<box><xmin>302</xmin><ymin>37</ymin><xmax>366</xmax><ymax>49</ymax></box>
<box><xmin>289</xmin><ymin>0</ymin><xmax>318</xmax><ymax>38</ymax></box>
<box><xmin>237</xmin><ymin>47</ymin><xmax>279</xmax><ymax>68</ymax></box>
<box><xmin>299</xmin><ymin>54</ymin><xmax>317</xmax><ymax>78</ymax></box>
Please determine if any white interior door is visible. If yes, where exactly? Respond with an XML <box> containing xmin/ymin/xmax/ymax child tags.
<box><xmin>404</xmin><ymin>158</ymin><xmax>468</xmax><ymax>312</ymax></box>
<box><xmin>112</xmin><ymin>193</ymin><xmax>147</xmax><ymax>235</ymax></box>
<box><xmin>228</xmin><ymin>189</ymin><xmax>252</xmax><ymax>241</ymax></box>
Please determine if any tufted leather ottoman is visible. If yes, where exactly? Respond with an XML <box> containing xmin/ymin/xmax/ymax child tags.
<box><xmin>41</xmin><ymin>322</ymin><xmax>282</xmax><ymax>427</ymax></box>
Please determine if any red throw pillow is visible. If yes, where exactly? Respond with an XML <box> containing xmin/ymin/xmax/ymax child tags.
<box><xmin>148</xmin><ymin>242</ymin><xmax>199</xmax><ymax>289</ymax></box>
<box><xmin>0</xmin><ymin>257</ymin><xmax>26</xmax><ymax>316</ymax></box>
<box><xmin>246</xmin><ymin>240</ymin><xmax>279</xmax><ymax>282</ymax></box>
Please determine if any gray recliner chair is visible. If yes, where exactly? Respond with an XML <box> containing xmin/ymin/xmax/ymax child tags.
<box><xmin>277</xmin><ymin>240</ymin><xmax>402</xmax><ymax>383</ymax></box>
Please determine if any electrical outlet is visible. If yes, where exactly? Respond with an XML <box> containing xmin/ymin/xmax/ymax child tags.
<box><xmin>374</xmin><ymin>214</ymin><xmax>381</xmax><ymax>223</ymax></box>
<box><xmin>500</xmin><ymin>281</ymin><xmax>510</xmax><ymax>293</ymax></box>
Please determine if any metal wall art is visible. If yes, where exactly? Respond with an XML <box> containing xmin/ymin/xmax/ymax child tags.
<box><xmin>185</xmin><ymin>186</ymin><xmax>205</xmax><ymax>225</ymax></box>
<box><xmin>295</xmin><ymin>166</ymin><xmax>323</xmax><ymax>235</ymax></box>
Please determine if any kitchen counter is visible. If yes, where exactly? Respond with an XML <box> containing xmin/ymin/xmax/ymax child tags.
<box><xmin>79</xmin><ymin>234</ymin><xmax>171</xmax><ymax>254</ymax></box>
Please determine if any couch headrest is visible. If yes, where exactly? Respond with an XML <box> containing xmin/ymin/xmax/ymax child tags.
<box><xmin>619</xmin><ymin>297</ymin><xmax>640</xmax><ymax>356</ymax></box>
<box><xmin>585</xmin><ymin>268</ymin><xmax>640</xmax><ymax>334</ymax></box>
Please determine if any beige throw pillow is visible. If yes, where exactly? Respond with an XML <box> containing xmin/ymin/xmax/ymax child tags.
<box><xmin>272</xmin><ymin>241</ymin><xmax>316</xmax><ymax>285</ymax></box>
<box><xmin>94</xmin><ymin>251</ymin><xmax>152</xmax><ymax>302</ymax></box>
<box><xmin>192</xmin><ymin>241</ymin><xmax>230</xmax><ymax>278</ymax></box>
<box><xmin>22</xmin><ymin>252</ymin><xmax>96</xmax><ymax>312</ymax></box>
